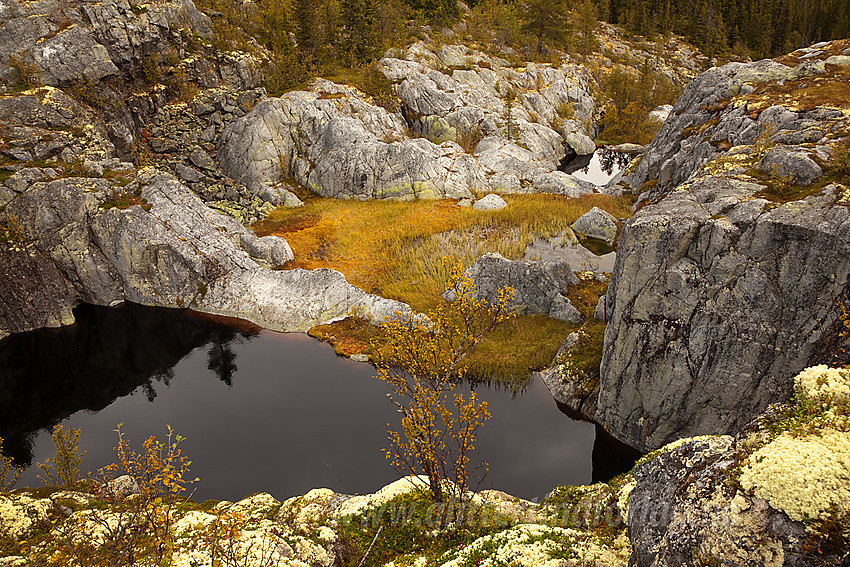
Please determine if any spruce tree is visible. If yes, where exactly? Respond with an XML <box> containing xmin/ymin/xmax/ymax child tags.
<box><xmin>520</xmin><ymin>0</ymin><xmax>572</xmax><ymax>53</ymax></box>
<box><xmin>577</xmin><ymin>0</ymin><xmax>598</xmax><ymax>56</ymax></box>
<box><xmin>294</xmin><ymin>0</ymin><xmax>320</xmax><ymax>67</ymax></box>
<box><xmin>342</xmin><ymin>0</ymin><xmax>379</xmax><ymax>65</ymax></box>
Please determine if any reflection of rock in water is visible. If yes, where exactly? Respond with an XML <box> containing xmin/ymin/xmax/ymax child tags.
<box><xmin>523</xmin><ymin>233</ymin><xmax>616</xmax><ymax>273</ymax></box>
<box><xmin>0</xmin><ymin>302</ymin><xmax>258</xmax><ymax>466</ymax></box>
<box><xmin>591</xmin><ymin>424</ymin><xmax>641</xmax><ymax>483</ymax></box>
<box><xmin>560</xmin><ymin>152</ymin><xmax>593</xmax><ymax>174</ymax></box>
<box><xmin>560</xmin><ymin>149</ymin><xmax>632</xmax><ymax>186</ymax></box>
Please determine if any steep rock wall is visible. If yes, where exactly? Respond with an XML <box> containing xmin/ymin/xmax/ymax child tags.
<box><xmin>597</xmin><ymin>40</ymin><xmax>850</xmax><ymax>451</ymax></box>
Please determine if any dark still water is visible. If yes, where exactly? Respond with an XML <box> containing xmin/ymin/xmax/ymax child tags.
<box><xmin>0</xmin><ymin>303</ymin><xmax>634</xmax><ymax>503</ymax></box>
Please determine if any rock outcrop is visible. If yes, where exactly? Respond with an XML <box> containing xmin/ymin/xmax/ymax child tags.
<box><xmin>444</xmin><ymin>252</ymin><xmax>582</xmax><ymax>323</ymax></box>
<box><xmin>0</xmin><ymin>0</ymin><xmax>287</xmax><ymax>224</ymax></box>
<box><xmin>596</xmin><ymin>39</ymin><xmax>850</xmax><ymax>451</ymax></box>
<box><xmin>625</xmin><ymin>365</ymin><xmax>850</xmax><ymax>567</ymax></box>
<box><xmin>218</xmin><ymin>42</ymin><xmax>601</xmax><ymax>200</ymax></box>
<box><xmin>0</xmin><ymin>168</ymin><xmax>409</xmax><ymax>338</ymax></box>
<box><xmin>218</xmin><ymin>79</ymin><xmax>485</xmax><ymax>201</ymax></box>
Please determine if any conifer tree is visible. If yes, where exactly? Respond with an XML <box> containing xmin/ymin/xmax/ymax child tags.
<box><xmin>342</xmin><ymin>0</ymin><xmax>380</xmax><ymax>65</ymax></box>
<box><xmin>294</xmin><ymin>0</ymin><xmax>320</xmax><ymax>67</ymax></box>
<box><xmin>577</xmin><ymin>0</ymin><xmax>598</xmax><ymax>56</ymax></box>
<box><xmin>520</xmin><ymin>0</ymin><xmax>572</xmax><ymax>53</ymax></box>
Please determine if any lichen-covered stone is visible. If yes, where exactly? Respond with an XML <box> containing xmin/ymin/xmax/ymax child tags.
<box><xmin>570</xmin><ymin>206</ymin><xmax>618</xmax><ymax>244</ymax></box>
<box><xmin>438</xmin><ymin>523</ymin><xmax>627</xmax><ymax>567</ymax></box>
<box><xmin>443</xmin><ymin>253</ymin><xmax>582</xmax><ymax>323</ymax></box>
<box><xmin>0</xmin><ymin>494</ymin><xmax>52</xmax><ymax>539</ymax></box>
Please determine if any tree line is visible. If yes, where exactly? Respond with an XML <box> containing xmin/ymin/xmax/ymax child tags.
<box><xmin>600</xmin><ymin>0</ymin><xmax>850</xmax><ymax>58</ymax></box>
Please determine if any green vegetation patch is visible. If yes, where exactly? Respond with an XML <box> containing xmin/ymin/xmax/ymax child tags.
<box><xmin>101</xmin><ymin>186</ymin><xmax>151</xmax><ymax>211</ymax></box>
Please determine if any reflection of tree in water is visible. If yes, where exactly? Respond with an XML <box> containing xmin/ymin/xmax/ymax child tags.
<box><xmin>0</xmin><ymin>302</ymin><xmax>260</xmax><ymax>466</ymax></box>
<box><xmin>141</xmin><ymin>369</ymin><xmax>175</xmax><ymax>402</ymax></box>
<box><xmin>207</xmin><ymin>330</ymin><xmax>256</xmax><ymax>387</ymax></box>
<box><xmin>597</xmin><ymin>149</ymin><xmax>634</xmax><ymax>175</ymax></box>
<box><xmin>561</xmin><ymin>150</ymin><xmax>634</xmax><ymax>178</ymax></box>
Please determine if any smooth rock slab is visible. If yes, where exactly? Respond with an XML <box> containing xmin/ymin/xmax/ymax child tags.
<box><xmin>598</xmin><ymin>177</ymin><xmax>850</xmax><ymax>452</ymax></box>
<box><xmin>0</xmin><ymin>168</ymin><xmax>411</xmax><ymax>337</ymax></box>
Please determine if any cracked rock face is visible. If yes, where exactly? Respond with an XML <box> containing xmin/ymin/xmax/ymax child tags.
<box><xmin>0</xmin><ymin>0</ymin><xmax>211</xmax><ymax>86</ymax></box>
<box><xmin>598</xmin><ymin>178</ymin><xmax>850</xmax><ymax>452</ymax></box>
<box><xmin>596</xmin><ymin>42</ymin><xmax>850</xmax><ymax>452</ymax></box>
<box><xmin>218</xmin><ymin>43</ymin><xmax>600</xmax><ymax>200</ymax></box>
<box><xmin>0</xmin><ymin>168</ymin><xmax>409</xmax><ymax>338</ymax></box>
<box><xmin>626</xmin><ymin>435</ymin><xmax>804</xmax><ymax>567</ymax></box>
<box><xmin>218</xmin><ymin>79</ymin><xmax>484</xmax><ymax>201</ymax></box>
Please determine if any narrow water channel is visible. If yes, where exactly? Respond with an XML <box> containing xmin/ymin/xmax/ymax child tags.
<box><xmin>1</xmin><ymin>303</ymin><xmax>635</xmax><ymax>503</ymax></box>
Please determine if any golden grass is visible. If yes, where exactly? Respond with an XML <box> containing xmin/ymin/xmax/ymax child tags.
<box><xmin>254</xmin><ymin>193</ymin><xmax>631</xmax><ymax>311</ymax></box>
<box><xmin>253</xmin><ymin>193</ymin><xmax>630</xmax><ymax>383</ymax></box>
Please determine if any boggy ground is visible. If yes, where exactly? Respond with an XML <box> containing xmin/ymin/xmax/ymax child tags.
<box><xmin>251</xmin><ymin>192</ymin><xmax>632</xmax><ymax>384</ymax></box>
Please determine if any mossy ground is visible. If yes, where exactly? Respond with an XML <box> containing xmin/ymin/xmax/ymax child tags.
<box><xmin>336</xmin><ymin>491</ymin><xmax>499</xmax><ymax>567</ymax></box>
<box><xmin>255</xmin><ymin>193</ymin><xmax>631</xmax><ymax>383</ymax></box>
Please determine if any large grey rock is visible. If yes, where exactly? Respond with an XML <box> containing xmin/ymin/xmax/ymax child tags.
<box><xmin>31</xmin><ymin>25</ymin><xmax>119</xmax><ymax>85</ymax></box>
<box><xmin>81</xmin><ymin>0</ymin><xmax>212</xmax><ymax>64</ymax></box>
<box><xmin>218</xmin><ymin>80</ymin><xmax>482</xmax><ymax>200</ymax></box>
<box><xmin>589</xmin><ymin>42</ymin><xmax>850</xmax><ymax>452</ymax></box>
<box><xmin>628</xmin><ymin>436</ymin><xmax>734</xmax><ymax>567</ymax></box>
<box><xmin>257</xmin><ymin>184</ymin><xmax>304</xmax><ymax>207</ymax></box>
<box><xmin>242</xmin><ymin>234</ymin><xmax>293</xmax><ymax>266</ymax></box>
<box><xmin>824</xmin><ymin>55</ymin><xmax>850</xmax><ymax>66</ymax></box>
<box><xmin>0</xmin><ymin>242</ymin><xmax>79</xmax><ymax>339</ymax></box>
<box><xmin>443</xmin><ymin>253</ymin><xmax>582</xmax><ymax>322</ymax></box>
<box><xmin>571</xmin><ymin>207</ymin><xmax>618</xmax><ymax>244</ymax></box>
<box><xmin>624</xmin><ymin>59</ymin><xmax>797</xmax><ymax>194</ymax></box>
<box><xmin>0</xmin><ymin>0</ymin><xmax>211</xmax><ymax>86</ymax></box>
<box><xmin>597</xmin><ymin>177</ymin><xmax>850</xmax><ymax>451</ymax></box>
<box><xmin>0</xmin><ymin>169</ymin><xmax>411</xmax><ymax>337</ymax></box>
<box><xmin>593</xmin><ymin>294</ymin><xmax>607</xmax><ymax>321</ymax></box>
<box><xmin>646</xmin><ymin>104</ymin><xmax>672</xmax><ymax>124</ymax></box>
<box><xmin>219</xmin><ymin>43</ymin><xmax>601</xmax><ymax>201</ymax></box>
<box><xmin>626</xmin><ymin>430</ymin><xmax>834</xmax><ymax>567</ymax></box>
<box><xmin>563</xmin><ymin>131</ymin><xmax>596</xmax><ymax>155</ymax></box>
<box><xmin>758</xmin><ymin>147</ymin><xmax>823</xmax><ymax>185</ymax></box>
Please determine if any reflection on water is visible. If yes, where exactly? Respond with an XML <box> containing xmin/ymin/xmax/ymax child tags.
<box><xmin>1</xmin><ymin>303</ymin><xmax>635</xmax><ymax>502</ymax></box>
<box><xmin>0</xmin><ymin>303</ymin><xmax>258</xmax><ymax>466</ymax></box>
<box><xmin>563</xmin><ymin>149</ymin><xmax>634</xmax><ymax>185</ymax></box>
<box><xmin>524</xmin><ymin>234</ymin><xmax>616</xmax><ymax>273</ymax></box>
